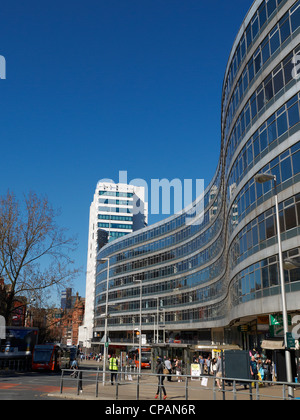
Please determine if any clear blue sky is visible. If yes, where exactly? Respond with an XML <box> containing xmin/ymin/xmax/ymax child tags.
<box><xmin>0</xmin><ymin>0</ymin><xmax>252</xmax><ymax>300</ymax></box>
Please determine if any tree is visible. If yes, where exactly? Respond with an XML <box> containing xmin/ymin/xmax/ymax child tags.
<box><xmin>0</xmin><ymin>191</ymin><xmax>79</xmax><ymax>323</ymax></box>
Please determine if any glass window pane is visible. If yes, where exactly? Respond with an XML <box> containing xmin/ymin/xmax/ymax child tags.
<box><xmin>283</xmin><ymin>53</ymin><xmax>294</xmax><ymax>84</ymax></box>
<box><xmin>279</xmin><ymin>15</ymin><xmax>291</xmax><ymax>44</ymax></box>
<box><xmin>285</xmin><ymin>205</ymin><xmax>297</xmax><ymax>230</ymax></box>
<box><xmin>277</xmin><ymin>112</ymin><xmax>288</xmax><ymax>137</ymax></box>
<box><xmin>291</xmin><ymin>4</ymin><xmax>300</xmax><ymax>33</ymax></box>
<box><xmin>267</xmin><ymin>0</ymin><xmax>276</xmax><ymax>18</ymax></box>
<box><xmin>262</xmin><ymin>38</ymin><xmax>270</xmax><ymax>64</ymax></box>
<box><xmin>257</xmin><ymin>89</ymin><xmax>265</xmax><ymax>112</ymax></box>
<box><xmin>292</xmin><ymin>150</ymin><xmax>300</xmax><ymax>175</ymax></box>
<box><xmin>273</xmin><ymin>69</ymin><xmax>284</xmax><ymax>95</ymax></box>
<box><xmin>270</xmin><ymin>28</ymin><xmax>280</xmax><ymax>54</ymax></box>
<box><xmin>266</xmin><ymin>216</ymin><xmax>275</xmax><ymax>238</ymax></box>
<box><xmin>260</xmin><ymin>129</ymin><xmax>268</xmax><ymax>151</ymax></box>
<box><xmin>259</xmin><ymin>3</ymin><xmax>267</xmax><ymax>28</ymax></box>
<box><xmin>252</xmin><ymin>16</ymin><xmax>259</xmax><ymax>40</ymax></box>
<box><xmin>269</xmin><ymin>264</ymin><xmax>279</xmax><ymax>287</ymax></box>
<box><xmin>265</xmin><ymin>76</ymin><xmax>274</xmax><ymax>102</ymax></box>
<box><xmin>268</xmin><ymin>119</ymin><xmax>277</xmax><ymax>144</ymax></box>
<box><xmin>288</xmin><ymin>103</ymin><xmax>300</xmax><ymax>128</ymax></box>
<box><xmin>280</xmin><ymin>157</ymin><xmax>292</xmax><ymax>182</ymax></box>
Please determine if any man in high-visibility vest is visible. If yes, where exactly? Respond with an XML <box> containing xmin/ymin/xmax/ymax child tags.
<box><xmin>109</xmin><ymin>354</ymin><xmax>118</xmax><ymax>385</ymax></box>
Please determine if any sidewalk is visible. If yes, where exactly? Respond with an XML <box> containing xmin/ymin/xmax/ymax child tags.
<box><xmin>47</xmin><ymin>363</ymin><xmax>300</xmax><ymax>401</ymax></box>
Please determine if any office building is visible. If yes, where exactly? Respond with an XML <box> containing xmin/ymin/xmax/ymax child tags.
<box><xmin>94</xmin><ymin>0</ymin><xmax>300</xmax><ymax>357</ymax></box>
<box><xmin>78</xmin><ymin>182</ymin><xmax>148</xmax><ymax>348</ymax></box>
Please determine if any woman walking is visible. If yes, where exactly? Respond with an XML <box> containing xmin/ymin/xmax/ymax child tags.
<box><xmin>155</xmin><ymin>358</ymin><xmax>167</xmax><ymax>400</ymax></box>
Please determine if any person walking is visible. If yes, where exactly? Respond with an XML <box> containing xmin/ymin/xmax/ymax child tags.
<box><xmin>109</xmin><ymin>353</ymin><xmax>118</xmax><ymax>385</ymax></box>
<box><xmin>206</xmin><ymin>356</ymin><xmax>211</xmax><ymax>376</ymax></box>
<box><xmin>70</xmin><ymin>358</ymin><xmax>79</xmax><ymax>378</ymax></box>
<box><xmin>164</xmin><ymin>357</ymin><xmax>172</xmax><ymax>382</ymax></box>
<box><xmin>155</xmin><ymin>358</ymin><xmax>167</xmax><ymax>400</ymax></box>
<box><xmin>215</xmin><ymin>355</ymin><xmax>222</xmax><ymax>390</ymax></box>
<box><xmin>175</xmin><ymin>357</ymin><xmax>183</xmax><ymax>382</ymax></box>
<box><xmin>250</xmin><ymin>356</ymin><xmax>258</xmax><ymax>383</ymax></box>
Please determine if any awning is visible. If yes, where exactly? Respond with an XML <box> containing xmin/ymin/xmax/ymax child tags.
<box><xmin>261</xmin><ymin>340</ymin><xmax>285</xmax><ymax>350</ymax></box>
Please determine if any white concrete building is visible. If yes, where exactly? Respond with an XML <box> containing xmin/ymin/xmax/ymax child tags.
<box><xmin>78</xmin><ymin>181</ymin><xmax>147</xmax><ymax>349</ymax></box>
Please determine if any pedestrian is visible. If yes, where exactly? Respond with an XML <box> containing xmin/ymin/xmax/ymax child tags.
<box><xmin>155</xmin><ymin>358</ymin><xmax>167</xmax><ymax>400</ymax></box>
<box><xmin>164</xmin><ymin>357</ymin><xmax>172</xmax><ymax>382</ymax></box>
<box><xmin>211</xmin><ymin>358</ymin><xmax>217</xmax><ymax>377</ymax></box>
<box><xmin>215</xmin><ymin>355</ymin><xmax>222</xmax><ymax>390</ymax></box>
<box><xmin>175</xmin><ymin>357</ymin><xmax>182</xmax><ymax>382</ymax></box>
<box><xmin>70</xmin><ymin>358</ymin><xmax>79</xmax><ymax>378</ymax></box>
<box><xmin>109</xmin><ymin>353</ymin><xmax>118</xmax><ymax>385</ymax></box>
<box><xmin>199</xmin><ymin>356</ymin><xmax>205</xmax><ymax>375</ymax></box>
<box><xmin>206</xmin><ymin>356</ymin><xmax>211</xmax><ymax>376</ymax></box>
<box><xmin>263</xmin><ymin>359</ymin><xmax>272</xmax><ymax>385</ymax></box>
<box><xmin>250</xmin><ymin>356</ymin><xmax>258</xmax><ymax>382</ymax></box>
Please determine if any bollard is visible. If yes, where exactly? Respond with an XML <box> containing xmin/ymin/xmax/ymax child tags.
<box><xmin>185</xmin><ymin>377</ymin><xmax>189</xmax><ymax>400</ymax></box>
<box><xmin>60</xmin><ymin>370</ymin><xmax>64</xmax><ymax>394</ymax></box>
<box><xmin>136</xmin><ymin>374</ymin><xmax>140</xmax><ymax>400</ymax></box>
<box><xmin>96</xmin><ymin>368</ymin><xmax>99</xmax><ymax>397</ymax></box>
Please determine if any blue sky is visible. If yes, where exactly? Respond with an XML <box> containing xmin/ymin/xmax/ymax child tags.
<box><xmin>0</xmin><ymin>0</ymin><xmax>252</xmax><ymax>300</ymax></box>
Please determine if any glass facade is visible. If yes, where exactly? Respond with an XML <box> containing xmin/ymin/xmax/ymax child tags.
<box><xmin>94</xmin><ymin>0</ymin><xmax>300</xmax><ymax>345</ymax></box>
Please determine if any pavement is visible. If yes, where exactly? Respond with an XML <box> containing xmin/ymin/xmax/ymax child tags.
<box><xmin>47</xmin><ymin>360</ymin><xmax>300</xmax><ymax>401</ymax></box>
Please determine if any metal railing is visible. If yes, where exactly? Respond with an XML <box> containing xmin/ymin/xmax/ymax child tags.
<box><xmin>0</xmin><ymin>357</ymin><xmax>32</xmax><ymax>372</ymax></box>
<box><xmin>59</xmin><ymin>367</ymin><xmax>300</xmax><ymax>401</ymax></box>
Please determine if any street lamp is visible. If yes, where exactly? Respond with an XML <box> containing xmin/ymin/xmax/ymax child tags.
<box><xmin>98</xmin><ymin>257</ymin><xmax>110</xmax><ymax>386</ymax></box>
<box><xmin>134</xmin><ymin>279</ymin><xmax>142</xmax><ymax>375</ymax></box>
<box><xmin>284</xmin><ymin>256</ymin><xmax>300</xmax><ymax>270</ymax></box>
<box><xmin>255</xmin><ymin>173</ymin><xmax>294</xmax><ymax>398</ymax></box>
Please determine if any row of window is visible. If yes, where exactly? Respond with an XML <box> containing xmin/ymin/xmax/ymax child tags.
<box><xmin>98</xmin><ymin>198</ymin><xmax>132</xmax><ymax>206</ymax></box>
<box><xmin>99</xmin><ymin>184</ymin><xmax>223</xmax><ymax>262</ymax></box>
<box><xmin>223</xmin><ymin>0</ymin><xmax>296</xmax><ymax>114</ymax></box>
<box><xmin>111</xmin><ymin>229</ymin><xmax>224</xmax><ymax>277</ymax></box>
<box><xmin>227</xmin><ymin>94</ymin><xmax>300</xmax><ymax>201</ymax></box>
<box><xmin>98</xmin><ymin>190</ymin><xmax>134</xmax><ymax>198</ymax></box>
<box><xmin>97</xmin><ymin>222</ymin><xmax>133</xmax><ymax>230</ymax></box>
<box><xmin>106</xmin><ymin>214</ymin><xmax>222</xmax><ymax>269</ymax></box>
<box><xmin>225</xmin><ymin>43</ymin><xmax>300</xmax><ymax>173</ymax></box>
<box><xmin>231</xmin><ymin>247</ymin><xmax>300</xmax><ymax>305</ymax></box>
<box><xmin>98</xmin><ymin>214</ymin><xmax>133</xmax><ymax>222</ymax></box>
<box><xmin>96</xmin><ymin>278</ymin><xmax>224</xmax><ymax>314</ymax></box>
<box><xmin>98</xmin><ymin>206</ymin><xmax>133</xmax><ymax>214</ymax></box>
<box><xmin>229</xmin><ymin>194</ymin><xmax>300</xmax><ymax>269</ymax></box>
<box><xmin>228</xmin><ymin>142</ymin><xmax>300</xmax><ymax>232</ymax></box>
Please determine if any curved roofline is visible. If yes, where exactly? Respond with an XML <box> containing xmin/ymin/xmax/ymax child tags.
<box><xmin>222</xmin><ymin>0</ymin><xmax>264</xmax><ymax>95</ymax></box>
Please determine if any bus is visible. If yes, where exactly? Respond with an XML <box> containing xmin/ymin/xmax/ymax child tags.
<box><xmin>32</xmin><ymin>344</ymin><xmax>76</xmax><ymax>372</ymax></box>
<box><xmin>128</xmin><ymin>347</ymin><xmax>152</xmax><ymax>369</ymax></box>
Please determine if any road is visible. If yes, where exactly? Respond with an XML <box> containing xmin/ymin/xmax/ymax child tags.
<box><xmin>0</xmin><ymin>371</ymin><xmax>65</xmax><ymax>400</ymax></box>
<box><xmin>0</xmin><ymin>361</ymin><xmax>100</xmax><ymax>400</ymax></box>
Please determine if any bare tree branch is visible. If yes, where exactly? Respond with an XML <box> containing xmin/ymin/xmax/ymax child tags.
<box><xmin>0</xmin><ymin>190</ymin><xmax>80</xmax><ymax>323</ymax></box>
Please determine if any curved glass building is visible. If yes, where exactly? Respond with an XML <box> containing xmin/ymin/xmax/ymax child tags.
<box><xmin>94</xmin><ymin>0</ymin><xmax>300</xmax><ymax>353</ymax></box>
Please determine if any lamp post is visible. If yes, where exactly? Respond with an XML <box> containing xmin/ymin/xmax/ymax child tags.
<box><xmin>134</xmin><ymin>279</ymin><xmax>142</xmax><ymax>375</ymax></box>
<box><xmin>98</xmin><ymin>257</ymin><xmax>110</xmax><ymax>386</ymax></box>
<box><xmin>284</xmin><ymin>256</ymin><xmax>300</xmax><ymax>270</ymax></box>
<box><xmin>255</xmin><ymin>173</ymin><xmax>294</xmax><ymax>398</ymax></box>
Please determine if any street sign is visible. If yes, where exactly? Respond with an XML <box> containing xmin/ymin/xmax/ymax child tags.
<box><xmin>286</xmin><ymin>332</ymin><xmax>296</xmax><ymax>349</ymax></box>
<box><xmin>105</xmin><ymin>342</ymin><xmax>109</xmax><ymax>348</ymax></box>
<box><xmin>270</xmin><ymin>314</ymin><xmax>292</xmax><ymax>326</ymax></box>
